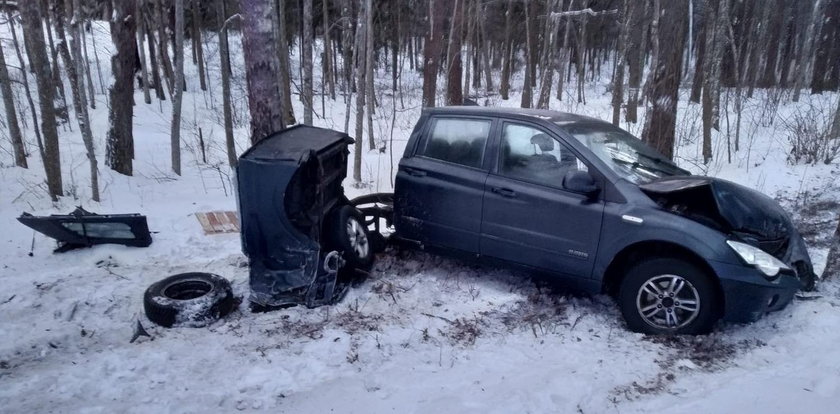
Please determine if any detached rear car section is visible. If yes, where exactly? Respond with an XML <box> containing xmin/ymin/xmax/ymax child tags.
<box><xmin>237</xmin><ymin>125</ymin><xmax>388</xmax><ymax>309</ymax></box>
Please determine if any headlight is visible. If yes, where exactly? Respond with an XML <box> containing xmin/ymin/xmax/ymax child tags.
<box><xmin>726</xmin><ymin>240</ymin><xmax>790</xmax><ymax>278</ymax></box>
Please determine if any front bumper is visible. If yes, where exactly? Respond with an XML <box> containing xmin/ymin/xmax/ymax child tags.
<box><xmin>710</xmin><ymin>260</ymin><xmax>802</xmax><ymax>324</ymax></box>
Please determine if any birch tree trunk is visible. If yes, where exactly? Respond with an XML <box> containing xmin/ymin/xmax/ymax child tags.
<box><xmin>171</xmin><ymin>0</ymin><xmax>185</xmax><ymax>175</ymax></box>
<box><xmin>21</xmin><ymin>0</ymin><xmax>63</xmax><ymax>199</ymax></box>
<box><xmin>0</xmin><ymin>37</ymin><xmax>27</xmax><ymax>168</ymax></box>
<box><xmin>242</xmin><ymin>0</ymin><xmax>286</xmax><ymax>142</ymax></box>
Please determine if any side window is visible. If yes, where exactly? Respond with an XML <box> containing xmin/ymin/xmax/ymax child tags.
<box><xmin>499</xmin><ymin>123</ymin><xmax>587</xmax><ymax>186</ymax></box>
<box><xmin>419</xmin><ymin>118</ymin><xmax>491</xmax><ymax>168</ymax></box>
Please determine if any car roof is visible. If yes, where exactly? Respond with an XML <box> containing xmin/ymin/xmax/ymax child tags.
<box><xmin>423</xmin><ymin>106</ymin><xmax>605</xmax><ymax>125</ymax></box>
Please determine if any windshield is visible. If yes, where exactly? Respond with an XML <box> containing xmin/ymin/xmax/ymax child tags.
<box><xmin>562</xmin><ymin>122</ymin><xmax>689</xmax><ymax>183</ymax></box>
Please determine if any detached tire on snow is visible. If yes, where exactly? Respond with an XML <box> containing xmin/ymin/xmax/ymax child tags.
<box><xmin>328</xmin><ymin>205</ymin><xmax>374</xmax><ymax>269</ymax></box>
<box><xmin>144</xmin><ymin>272</ymin><xmax>235</xmax><ymax>328</ymax></box>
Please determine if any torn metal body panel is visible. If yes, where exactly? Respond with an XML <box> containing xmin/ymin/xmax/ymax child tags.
<box><xmin>17</xmin><ymin>207</ymin><xmax>152</xmax><ymax>252</ymax></box>
<box><xmin>237</xmin><ymin>125</ymin><xmax>354</xmax><ymax>308</ymax></box>
<box><xmin>639</xmin><ymin>177</ymin><xmax>815</xmax><ymax>285</ymax></box>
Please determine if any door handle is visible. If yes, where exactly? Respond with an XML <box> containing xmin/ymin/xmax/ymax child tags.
<box><xmin>404</xmin><ymin>167</ymin><xmax>427</xmax><ymax>177</ymax></box>
<box><xmin>491</xmin><ymin>187</ymin><xmax>517</xmax><ymax>198</ymax></box>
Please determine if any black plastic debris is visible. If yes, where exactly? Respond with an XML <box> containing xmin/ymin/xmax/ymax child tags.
<box><xmin>237</xmin><ymin>125</ymin><xmax>354</xmax><ymax>309</ymax></box>
<box><xmin>18</xmin><ymin>207</ymin><xmax>152</xmax><ymax>252</ymax></box>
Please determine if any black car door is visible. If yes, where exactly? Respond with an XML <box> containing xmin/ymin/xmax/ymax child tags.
<box><xmin>394</xmin><ymin>116</ymin><xmax>495</xmax><ymax>254</ymax></box>
<box><xmin>480</xmin><ymin>121</ymin><xmax>605</xmax><ymax>278</ymax></box>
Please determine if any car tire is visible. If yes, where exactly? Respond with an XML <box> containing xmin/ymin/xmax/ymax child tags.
<box><xmin>328</xmin><ymin>205</ymin><xmax>374</xmax><ymax>269</ymax></box>
<box><xmin>618</xmin><ymin>258</ymin><xmax>719</xmax><ymax>335</ymax></box>
<box><xmin>144</xmin><ymin>272</ymin><xmax>235</xmax><ymax>328</ymax></box>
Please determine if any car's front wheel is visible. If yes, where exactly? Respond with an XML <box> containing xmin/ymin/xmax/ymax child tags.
<box><xmin>618</xmin><ymin>258</ymin><xmax>720</xmax><ymax>335</ymax></box>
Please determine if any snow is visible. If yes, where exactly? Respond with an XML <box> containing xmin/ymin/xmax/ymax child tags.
<box><xmin>2</xmin><ymin>19</ymin><xmax>840</xmax><ymax>413</ymax></box>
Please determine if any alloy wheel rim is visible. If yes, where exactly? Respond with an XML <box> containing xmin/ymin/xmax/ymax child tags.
<box><xmin>346</xmin><ymin>218</ymin><xmax>369</xmax><ymax>258</ymax></box>
<box><xmin>635</xmin><ymin>274</ymin><xmax>700</xmax><ymax>330</ymax></box>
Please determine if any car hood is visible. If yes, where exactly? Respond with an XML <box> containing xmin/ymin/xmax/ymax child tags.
<box><xmin>640</xmin><ymin>176</ymin><xmax>815</xmax><ymax>289</ymax></box>
<box><xmin>639</xmin><ymin>176</ymin><xmax>792</xmax><ymax>254</ymax></box>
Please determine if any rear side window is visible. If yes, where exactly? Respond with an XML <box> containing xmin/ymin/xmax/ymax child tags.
<box><xmin>419</xmin><ymin>118</ymin><xmax>491</xmax><ymax>168</ymax></box>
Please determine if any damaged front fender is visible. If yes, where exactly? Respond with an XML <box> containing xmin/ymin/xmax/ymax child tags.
<box><xmin>640</xmin><ymin>177</ymin><xmax>816</xmax><ymax>288</ymax></box>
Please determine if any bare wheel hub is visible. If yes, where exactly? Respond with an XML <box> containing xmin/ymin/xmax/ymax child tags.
<box><xmin>346</xmin><ymin>218</ymin><xmax>369</xmax><ymax>258</ymax></box>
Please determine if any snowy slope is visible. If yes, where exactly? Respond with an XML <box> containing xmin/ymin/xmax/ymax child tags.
<box><xmin>2</xmin><ymin>21</ymin><xmax>840</xmax><ymax>413</ymax></box>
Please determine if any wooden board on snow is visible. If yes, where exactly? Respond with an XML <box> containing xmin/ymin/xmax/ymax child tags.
<box><xmin>196</xmin><ymin>211</ymin><xmax>240</xmax><ymax>234</ymax></box>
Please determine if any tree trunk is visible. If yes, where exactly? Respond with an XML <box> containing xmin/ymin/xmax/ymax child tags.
<box><xmin>323</xmin><ymin>0</ymin><xmax>336</xmax><ymax>100</ymax></box>
<box><xmin>556</xmin><ymin>0</ymin><xmax>575</xmax><ymax>101</ymax></box>
<box><xmin>462</xmin><ymin>0</ymin><xmax>473</xmax><ymax>98</ymax></box>
<box><xmin>0</xmin><ymin>36</ymin><xmax>27</xmax><ymax>168</ymax></box>
<box><xmin>21</xmin><ymin>0</ymin><xmax>63</xmax><ymax>199</ymax></box>
<box><xmin>422</xmin><ymin>0</ymin><xmax>446</xmax><ymax>107</ymax></box>
<box><xmin>701</xmin><ymin>0</ymin><xmax>723</xmax><ymax>165</ymax></box>
<box><xmin>56</xmin><ymin>0</ymin><xmax>99</xmax><ymax>200</ymax></box>
<box><xmin>521</xmin><ymin>0</ymin><xmax>534</xmax><ymax>108</ymax></box>
<box><xmin>625</xmin><ymin>0</ymin><xmax>644</xmax><ymax>122</ymax></box>
<box><xmin>499</xmin><ymin>0</ymin><xmax>513</xmax><ymax>100</ymax></box>
<box><xmin>611</xmin><ymin>0</ymin><xmax>633</xmax><ymax>125</ymax></box>
<box><xmin>137</xmin><ymin>10</ymin><xmax>153</xmax><ymax>105</ymax></box>
<box><xmin>364</xmin><ymin>0</ymin><xmax>375</xmax><ymax>150</ymax></box>
<box><xmin>106</xmin><ymin>0</ymin><xmax>137</xmax><ymax>176</ymax></box>
<box><xmin>6</xmin><ymin>5</ymin><xmax>44</xmax><ymax>160</ymax></box>
<box><xmin>191</xmin><ymin>0</ymin><xmax>207</xmax><ymax>91</ymax></box>
<box><xmin>41</xmin><ymin>0</ymin><xmax>69</xmax><ymax>122</ymax></box>
<box><xmin>536</xmin><ymin>0</ymin><xmax>562</xmax><ymax>109</ymax></box>
<box><xmin>641</xmin><ymin>0</ymin><xmax>687</xmax><ymax>161</ymax></box>
<box><xmin>242</xmin><ymin>0</ymin><xmax>286</xmax><ymax>142</ymax></box>
<box><xmin>793</xmin><ymin>0</ymin><xmax>824</xmax><ymax>102</ymax></box>
<box><xmin>446</xmin><ymin>0</ymin><xmax>464</xmax><ymax>105</ymax></box>
<box><xmin>689</xmin><ymin>21</ymin><xmax>705</xmax><ymax>103</ymax></box>
<box><xmin>171</xmin><ymin>0</ymin><xmax>185</xmax><ymax>175</ymax></box>
<box><xmin>824</xmin><ymin>216</ymin><xmax>840</xmax><ymax>280</ymax></box>
<box><xmin>274</xmin><ymin>0</ymin><xmax>296</xmax><ymax>125</ymax></box>
<box><xmin>353</xmin><ymin>0</ymin><xmax>367</xmax><ymax>182</ymax></box>
<box><xmin>155</xmin><ymin>0</ymin><xmax>175</xmax><ymax>96</ymax></box>
<box><xmin>79</xmin><ymin>20</ymin><xmax>97</xmax><ymax>109</ymax></box>
<box><xmin>479</xmin><ymin>3</ymin><xmax>493</xmax><ymax>92</ymax></box>
<box><xmin>219</xmin><ymin>6</ymin><xmax>239</xmax><ymax>168</ymax></box>
<box><xmin>302</xmin><ymin>0</ymin><xmax>314</xmax><ymax>124</ymax></box>
<box><xmin>145</xmin><ymin>14</ymin><xmax>166</xmax><ymax>101</ymax></box>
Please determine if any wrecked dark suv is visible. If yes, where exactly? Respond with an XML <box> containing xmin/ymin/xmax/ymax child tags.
<box><xmin>393</xmin><ymin>107</ymin><xmax>815</xmax><ymax>335</ymax></box>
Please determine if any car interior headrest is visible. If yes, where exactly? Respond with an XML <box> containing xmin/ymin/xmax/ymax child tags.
<box><xmin>530</xmin><ymin>134</ymin><xmax>554</xmax><ymax>152</ymax></box>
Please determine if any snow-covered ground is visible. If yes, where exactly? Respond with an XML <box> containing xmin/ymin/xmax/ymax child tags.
<box><xmin>2</xmin><ymin>22</ymin><xmax>840</xmax><ymax>413</ymax></box>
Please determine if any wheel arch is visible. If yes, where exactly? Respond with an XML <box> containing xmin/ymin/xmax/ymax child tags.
<box><xmin>601</xmin><ymin>240</ymin><xmax>725</xmax><ymax>316</ymax></box>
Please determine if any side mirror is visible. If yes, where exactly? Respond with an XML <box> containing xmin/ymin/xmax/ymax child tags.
<box><xmin>563</xmin><ymin>170</ymin><xmax>599</xmax><ymax>197</ymax></box>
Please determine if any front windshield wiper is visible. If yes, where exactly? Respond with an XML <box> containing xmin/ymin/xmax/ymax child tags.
<box><xmin>612</xmin><ymin>158</ymin><xmax>677</xmax><ymax>177</ymax></box>
<box><xmin>633</xmin><ymin>152</ymin><xmax>690</xmax><ymax>175</ymax></box>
